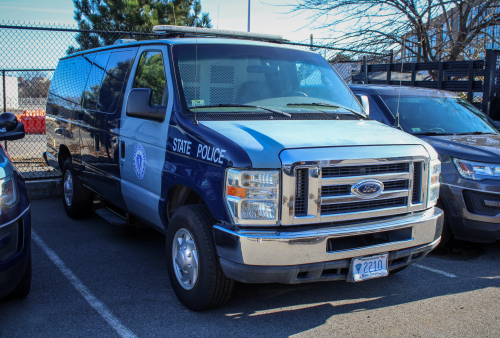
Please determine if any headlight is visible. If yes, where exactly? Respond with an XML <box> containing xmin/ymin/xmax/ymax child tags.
<box><xmin>0</xmin><ymin>175</ymin><xmax>18</xmax><ymax>207</ymax></box>
<box><xmin>453</xmin><ymin>158</ymin><xmax>500</xmax><ymax>181</ymax></box>
<box><xmin>225</xmin><ymin>169</ymin><xmax>279</xmax><ymax>225</ymax></box>
<box><xmin>427</xmin><ymin>160</ymin><xmax>441</xmax><ymax>207</ymax></box>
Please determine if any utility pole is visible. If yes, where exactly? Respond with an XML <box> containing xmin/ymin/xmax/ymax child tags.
<box><xmin>247</xmin><ymin>0</ymin><xmax>250</xmax><ymax>32</ymax></box>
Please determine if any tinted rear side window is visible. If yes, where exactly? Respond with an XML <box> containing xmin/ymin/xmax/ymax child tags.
<box><xmin>48</xmin><ymin>54</ymin><xmax>95</xmax><ymax>107</ymax></box>
<box><xmin>82</xmin><ymin>53</ymin><xmax>111</xmax><ymax>110</ymax></box>
<box><xmin>98</xmin><ymin>50</ymin><xmax>135</xmax><ymax>113</ymax></box>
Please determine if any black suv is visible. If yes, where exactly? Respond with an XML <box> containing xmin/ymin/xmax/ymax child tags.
<box><xmin>350</xmin><ymin>84</ymin><xmax>500</xmax><ymax>244</ymax></box>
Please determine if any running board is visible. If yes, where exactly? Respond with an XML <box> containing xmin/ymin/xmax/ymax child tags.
<box><xmin>95</xmin><ymin>208</ymin><xmax>128</xmax><ymax>226</ymax></box>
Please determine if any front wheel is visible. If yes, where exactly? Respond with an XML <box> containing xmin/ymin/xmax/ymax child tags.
<box><xmin>166</xmin><ymin>205</ymin><xmax>234</xmax><ymax>311</ymax></box>
<box><xmin>62</xmin><ymin>159</ymin><xmax>93</xmax><ymax>219</ymax></box>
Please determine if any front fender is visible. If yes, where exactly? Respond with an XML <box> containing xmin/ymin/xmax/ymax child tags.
<box><xmin>158</xmin><ymin>111</ymin><xmax>253</xmax><ymax>226</ymax></box>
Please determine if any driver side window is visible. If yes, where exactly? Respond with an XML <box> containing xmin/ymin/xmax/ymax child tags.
<box><xmin>133</xmin><ymin>51</ymin><xmax>166</xmax><ymax>106</ymax></box>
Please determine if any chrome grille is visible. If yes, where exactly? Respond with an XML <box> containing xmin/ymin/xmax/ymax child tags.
<box><xmin>294</xmin><ymin>168</ymin><xmax>308</xmax><ymax>216</ymax></box>
<box><xmin>322</xmin><ymin>163</ymin><xmax>409</xmax><ymax>178</ymax></box>
<box><xmin>412</xmin><ymin>162</ymin><xmax>422</xmax><ymax>203</ymax></box>
<box><xmin>322</xmin><ymin>185</ymin><xmax>351</xmax><ymax>196</ymax></box>
<box><xmin>280</xmin><ymin>146</ymin><xmax>430</xmax><ymax>226</ymax></box>
<box><xmin>322</xmin><ymin>180</ymin><xmax>409</xmax><ymax>197</ymax></box>
<box><xmin>320</xmin><ymin>161</ymin><xmax>413</xmax><ymax>220</ymax></box>
<box><xmin>321</xmin><ymin>197</ymin><xmax>408</xmax><ymax>215</ymax></box>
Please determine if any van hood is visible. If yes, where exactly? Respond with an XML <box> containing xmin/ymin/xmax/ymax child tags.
<box><xmin>200</xmin><ymin>120</ymin><xmax>437</xmax><ymax>168</ymax></box>
<box><xmin>422</xmin><ymin>134</ymin><xmax>500</xmax><ymax>163</ymax></box>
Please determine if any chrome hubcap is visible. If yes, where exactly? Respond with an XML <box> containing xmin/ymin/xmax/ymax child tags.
<box><xmin>172</xmin><ymin>228</ymin><xmax>198</xmax><ymax>290</ymax></box>
<box><xmin>64</xmin><ymin>170</ymin><xmax>74</xmax><ymax>206</ymax></box>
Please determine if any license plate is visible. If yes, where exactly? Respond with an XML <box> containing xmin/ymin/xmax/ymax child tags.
<box><xmin>347</xmin><ymin>253</ymin><xmax>389</xmax><ymax>282</ymax></box>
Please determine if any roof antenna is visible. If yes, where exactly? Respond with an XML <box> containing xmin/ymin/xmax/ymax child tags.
<box><xmin>394</xmin><ymin>37</ymin><xmax>405</xmax><ymax>129</ymax></box>
<box><xmin>193</xmin><ymin>17</ymin><xmax>199</xmax><ymax>125</ymax></box>
<box><xmin>172</xmin><ymin>2</ymin><xmax>176</xmax><ymax>25</ymax></box>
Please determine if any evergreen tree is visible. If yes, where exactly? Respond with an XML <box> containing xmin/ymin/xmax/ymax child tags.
<box><xmin>68</xmin><ymin>0</ymin><xmax>211</xmax><ymax>54</ymax></box>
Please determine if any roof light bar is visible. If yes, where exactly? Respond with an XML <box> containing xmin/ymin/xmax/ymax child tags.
<box><xmin>114</xmin><ymin>39</ymin><xmax>137</xmax><ymax>45</ymax></box>
<box><xmin>152</xmin><ymin>25</ymin><xmax>285</xmax><ymax>42</ymax></box>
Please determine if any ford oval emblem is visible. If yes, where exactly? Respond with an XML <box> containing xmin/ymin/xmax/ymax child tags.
<box><xmin>351</xmin><ymin>179</ymin><xmax>384</xmax><ymax>199</ymax></box>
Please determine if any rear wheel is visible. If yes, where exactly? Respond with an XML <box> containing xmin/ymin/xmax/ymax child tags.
<box><xmin>3</xmin><ymin>252</ymin><xmax>31</xmax><ymax>300</ymax></box>
<box><xmin>166</xmin><ymin>205</ymin><xmax>234</xmax><ymax>311</ymax></box>
<box><xmin>62</xmin><ymin>158</ymin><xmax>93</xmax><ymax>219</ymax></box>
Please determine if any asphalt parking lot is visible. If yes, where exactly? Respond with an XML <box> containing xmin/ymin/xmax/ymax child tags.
<box><xmin>1</xmin><ymin>198</ymin><xmax>500</xmax><ymax>338</ymax></box>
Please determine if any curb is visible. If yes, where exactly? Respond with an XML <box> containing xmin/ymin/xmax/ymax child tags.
<box><xmin>26</xmin><ymin>179</ymin><xmax>62</xmax><ymax>200</ymax></box>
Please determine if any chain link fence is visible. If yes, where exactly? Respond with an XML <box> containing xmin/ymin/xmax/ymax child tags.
<box><xmin>0</xmin><ymin>22</ymin><xmax>384</xmax><ymax>180</ymax></box>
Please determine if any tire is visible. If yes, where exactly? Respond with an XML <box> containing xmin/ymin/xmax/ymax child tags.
<box><xmin>166</xmin><ymin>204</ymin><xmax>234</xmax><ymax>311</ymax></box>
<box><xmin>3</xmin><ymin>252</ymin><xmax>32</xmax><ymax>300</ymax></box>
<box><xmin>62</xmin><ymin>158</ymin><xmax>93</xmax><ymax>219</ymax></box>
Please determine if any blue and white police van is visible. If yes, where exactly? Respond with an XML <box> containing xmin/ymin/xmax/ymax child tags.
<box><xmin>43</xmin><ymin>26</ymin><xmax>443</xmax><ymax>311</ymax></box>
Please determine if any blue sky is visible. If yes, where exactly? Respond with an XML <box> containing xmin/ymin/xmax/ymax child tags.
<box><xmin>0</xmin><ymin>0</ymin><xmax>332</xmax><ymax>42</ymax></box>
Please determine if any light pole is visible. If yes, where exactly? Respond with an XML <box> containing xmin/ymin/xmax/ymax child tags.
<box><xmin>247</xmin><ymin>0</ymin><xmax>250</xmax><ymax>32</ymax></box>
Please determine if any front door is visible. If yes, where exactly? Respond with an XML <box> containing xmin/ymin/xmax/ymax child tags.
<box><xmin>119</xmin><ymin>46</ymin><xmax>173</xmax><ymax>229</ymax></box>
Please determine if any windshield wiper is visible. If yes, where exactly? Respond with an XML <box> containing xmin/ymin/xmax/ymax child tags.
<box><xmin>286</xmin><ymin>102</ymin><xmax>367</xmax><ymax>119</ymax></box>
<box><xmin>412</xmin><ymin>132</ymin><xmax>455</xmax><ymax>136</ymax></box>
<box><xmin>187</xmin><ymin>104</ymin><xmax>291</xmax><ymax>117</ymax></box>
<box><xmin>454</xmin><ymin>131</ymin><xmax>497</xmax><ymax>135</ymax></box>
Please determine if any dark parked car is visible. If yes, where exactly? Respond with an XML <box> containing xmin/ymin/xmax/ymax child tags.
<box><xmin>350</xmin><ymin>84</ymin><xmax>500</xmax><ymax>244</ymax></box>
<box><xmin>0</xmin><ymin>113</ymin><xmax>31</xmax><ymax>300</ymax></box>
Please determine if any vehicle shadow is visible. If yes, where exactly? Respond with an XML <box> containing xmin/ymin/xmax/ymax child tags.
<box><xmin>21</xmin><ymin>199</ymin><xmax>500</xmax><ymax>337</ymax></box>
<box><xmin>196</xmin><ymin>241</ymin><xmax>500</xmax><ymax>337</ymax></box>
<box><xmin>62</xmin><ymin>215</ymin><xmax>500</xmax><ymax>337</ymax></box>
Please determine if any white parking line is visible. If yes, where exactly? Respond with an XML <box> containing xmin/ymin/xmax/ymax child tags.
<box><xmin>32</xmin><ymin>230</ymin><xmax>138</xmax><ymax>338</ymax></box>
<box><xmin>414</xmin><ymin>263</ymin><xmax>457</xmax><ymax>278</ymax></box>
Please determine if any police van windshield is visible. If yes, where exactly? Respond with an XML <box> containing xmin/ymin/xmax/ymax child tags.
<box><xmin>382</xmin><ymin>95</ymin><xmax>499</xmax><ymax>135</ymax></box>
<box><xmin>171</xmin><ymin>43</ymin><xmax>363</xmax><ymax>117</ymax></box>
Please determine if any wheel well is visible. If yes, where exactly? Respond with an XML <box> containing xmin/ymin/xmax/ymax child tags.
<box><xmin>167</xmin><ymin>185</ymin><xmax>205</xmax><ymax>221</ymax></box>
<box><xmin>58</xmin><ymin>145</ymin><xmax>71</xmax><ymax>169</ymax></box>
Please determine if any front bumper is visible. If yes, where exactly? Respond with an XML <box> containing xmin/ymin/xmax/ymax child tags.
<box><xmin>0</xmin><ymin>207</ymin><xmax>31</xmax><ymax>299</ymax></box>
<box><xmin>214</xmin><ymin>207</ymin><xmax>443</xmax><ymax>283</ymax></box>
<box><xmin>220</xmin><ymin>238</ymin><xmax>440</xmax><ymax>284</ymax></box>
<box><xmin>441</xmin><ymin>181</ymin><xmax>500</xmax><ymax>242</ymax></box>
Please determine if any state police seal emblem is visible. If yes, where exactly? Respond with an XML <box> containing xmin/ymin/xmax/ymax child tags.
<box><xmin>133</xmin><ymin>144</ymin><xmax>146</xmax><ymax>179</ymax></box>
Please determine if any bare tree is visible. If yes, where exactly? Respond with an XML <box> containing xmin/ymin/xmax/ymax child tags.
<box><xmin>290</xmin><ymin>0</ymin><xmax>500</xmax><ymax>61</ymax></box>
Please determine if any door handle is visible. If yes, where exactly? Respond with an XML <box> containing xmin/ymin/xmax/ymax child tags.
<box><xmin>121</xmin><ymin>140</ymin><xmax>125</xmax><ymax>159</ymax></box>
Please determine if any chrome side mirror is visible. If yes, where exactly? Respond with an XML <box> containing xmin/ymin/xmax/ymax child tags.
<box><xmin>355</xmin><ymin>95</ymin><xmax>370</xmax><ymax>116</ymax></box>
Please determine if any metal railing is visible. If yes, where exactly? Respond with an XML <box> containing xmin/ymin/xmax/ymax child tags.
<box><xmin>355</xmin><ymin>51</ymin><xmax>500</xmax><ymax>114</ymax></box>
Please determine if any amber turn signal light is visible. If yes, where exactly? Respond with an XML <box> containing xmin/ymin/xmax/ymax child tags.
<box><xmin>227</xmin><ymin>186</ymin><xmax>246</xmax><ymax>198</ymax></box>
